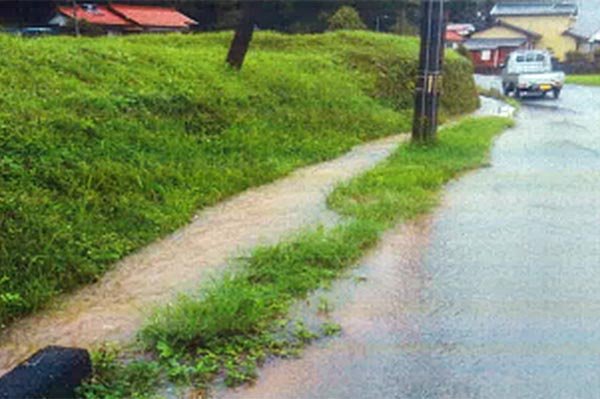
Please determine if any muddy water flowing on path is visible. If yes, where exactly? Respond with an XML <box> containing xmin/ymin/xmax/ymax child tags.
<box><xmin>0</xmin><ymin>134</ymin><xmax>406</xmax><ymax>374</ymax></box>
<box><xmin>220</xmin><ymin>84</ymin><xmax>600</xmax><ymax>399</ymax></box>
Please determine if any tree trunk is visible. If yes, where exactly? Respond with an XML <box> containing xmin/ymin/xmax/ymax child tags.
<box><xmin>226</xmin><ymin>2</ymin><xmax>256</xmax><ymax>70</ymax></box>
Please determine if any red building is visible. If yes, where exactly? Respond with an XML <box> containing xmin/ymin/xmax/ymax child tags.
<box><xmin>463</xmin><ymin>38</ymin><xmax>529</xmax><ymax>72</ymax></box>
<box><xmin>464</xmin><ymin>21</ymin><xmax>540</xmax><ymax>73</ymax></box>
<box><xmin>445</xmin><ymin>30</ymin><xmax>465</xmax><ymax>49</ymax></box>
<box><xmin>445</xmin><ymin>23</ymin><xmax>475</xmax><ymax>49</ymax></box>
<box><xmin>49</xmin><ymin>3</ymin><xmax>197</xmax><ymax>34</ymax></box>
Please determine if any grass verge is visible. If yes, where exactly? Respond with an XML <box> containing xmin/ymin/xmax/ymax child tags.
<box><xmin>0</xmin><ymin>30</ymin><xmax>478</xmax><ymax>326</ymax></box>
<box><xmin>566</xmin><ymin>74</ymin><xmax>600</xmax><ymax>86</ymax></box>
<box><xmin>81</xmin><ymin>116</ymin><xmax>513</xmax><ymax>398</ymax></box>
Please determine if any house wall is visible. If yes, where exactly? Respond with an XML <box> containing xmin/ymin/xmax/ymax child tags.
<box><xmin>469</xmin><ymin>46</ymin><xmax>520</xmax><ymax>71</ymax></box>
<box><xmin>446</xmin><ymin>40</ymin><xmax>463</xmax><ymax>50</ymax></box>
<box><xmin>48</xmin><ymin>13</ymin><xmax>68</xmax><ymax>27</ymax></box>
<box><xmin>499</xmin><ymin>15</ymin><xmax>578</xmax><ymax>60</ymax></box>
<box><xmin>470</xmin><ymin>48</ymin><xmax>500</xmax><ymax>69</ymax></box>
<box><xmin>472</xmin><ymin>26</ymin><xmax>527</xmax><ymax>39</ymax></box>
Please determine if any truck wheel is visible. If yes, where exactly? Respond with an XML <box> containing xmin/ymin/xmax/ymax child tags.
<box><xmin>553</xmin><ymin>88</ymin><xmax>561</xmax><ymax>99</ymax></box>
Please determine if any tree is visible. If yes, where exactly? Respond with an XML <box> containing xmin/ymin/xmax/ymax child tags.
<box><xmin>226</xmin><ymin>1</ymin><xmax>257</xmax><ymax>70</ymax></box>
<box><xmin>391</xmin><ymin>0</ymin><xmax>419</xmax><ymax>35</ymax></box>
<box><xmin>327</xmin><ymin>6</ymin><xmax>366</xmax><ymax>31</ymax></box>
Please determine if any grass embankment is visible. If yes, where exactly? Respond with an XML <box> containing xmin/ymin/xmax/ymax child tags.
<box><xmin>566</xmin><ymin>74</ymin><xmax>600</xmax><ymax>86</ymax></box>
<box><xmin>0</xmin><ymin>31</ymin><xmax>480</xmax><ymax>325</ymax></box>
<box><xmin>83</xmin><ymin>116</ymin><xmax>513</xmax><ymax>398</ymax></box>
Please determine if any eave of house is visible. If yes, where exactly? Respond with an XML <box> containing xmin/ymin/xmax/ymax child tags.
<box><xmin>564</xmin><ymin>28</ymin><xmax>600</xmax><ymax>43</ymax></box>
<box><xmin>490</xmin><ymin>3</ymin><xmax>578</xmax><ymax>18</ymax></box>
<box><xmin>463</xmin><ymin>37</ymin><xmax>529</xmax><ymax>51</ymax></box>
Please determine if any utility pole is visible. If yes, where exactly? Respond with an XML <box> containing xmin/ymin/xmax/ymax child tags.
<box><xmin>412</xmin><ymin>0</ymin><xmax>446</xmax><ymax>143</ymax></box>
<box><xmin>72</xmin><ymin>0</ymin><xmax>80</xmax><ymax>37</ymax></box>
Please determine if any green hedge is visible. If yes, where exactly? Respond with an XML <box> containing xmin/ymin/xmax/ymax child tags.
<box><xmin>0</xmin><ymin>31</ymin><xmax>478</xmax><ymax>326</ymax></box>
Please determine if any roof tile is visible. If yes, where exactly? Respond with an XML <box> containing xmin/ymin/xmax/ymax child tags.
<box><xmin>57</xmin><ymin>5</ymin><xmax>131</xmax><ymax>26</ymax></box>
<box><xmin>110</xmin><ymin>5</ymin><xmax>197</xmax><ymax>28</ymax></box>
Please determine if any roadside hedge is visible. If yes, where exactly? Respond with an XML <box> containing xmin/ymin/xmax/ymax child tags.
<box><xmin>0</xmin><ymin>30</ymin><xmax>478</xmax><ymax>326</ymax></box>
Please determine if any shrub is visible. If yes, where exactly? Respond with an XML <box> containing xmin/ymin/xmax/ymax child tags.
<box><xmin>456</xmin><ymin>44</ymin><xmax>470</xmax><ymax>59</ymax></box>
<box><xmin>327</xmin><ymin>6</ymin><xmax>367</xmax><ymax>31</ymax></box>
<box><xmin>566</xmin><ymin>50</ymin><xmax>591</xmax><ymax>63</ymax></box>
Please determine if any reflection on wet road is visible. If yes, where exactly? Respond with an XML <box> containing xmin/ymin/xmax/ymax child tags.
<box><xmin>221</xmin><ymin>83</ymin><xmax>600</xmax><ymax>398</ymax></box>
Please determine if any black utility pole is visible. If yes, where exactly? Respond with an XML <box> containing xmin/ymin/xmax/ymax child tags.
<box><xmin>412</xmin><ymin>0</ymin><xmax>446</xmax><ymax>143</ymax></box>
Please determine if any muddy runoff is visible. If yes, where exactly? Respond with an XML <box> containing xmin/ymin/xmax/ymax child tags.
<box><xmin>0</xmin><ymin>134</ymin><xmax>406</xmax><ymax>374</ymax></box>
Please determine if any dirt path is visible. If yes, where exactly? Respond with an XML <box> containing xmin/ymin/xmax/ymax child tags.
<box><xmin>0</xmin><ymin>134</ymin><xmax>407</xmax><ymax>374</ymax></box>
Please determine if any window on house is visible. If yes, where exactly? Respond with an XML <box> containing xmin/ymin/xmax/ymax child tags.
<box><xmin>481</xmin><ymin>50</ymin><xmax>491</xmax><ymax>61</ymax></box>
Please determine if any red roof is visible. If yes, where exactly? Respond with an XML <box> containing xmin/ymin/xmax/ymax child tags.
<box><xmin>57</xmin><ymin>5</ymin><xmax>131</xmax><ymax>26</ymax></box>
<box><xmin>110</xmin><ymin>5</ymin><xmax>197</xmax><ymax>28</ymax></box>
<box><xmin>445</xmin><ymin>30</ymin><xmax>464</xmax><ymax>42</ymax></box>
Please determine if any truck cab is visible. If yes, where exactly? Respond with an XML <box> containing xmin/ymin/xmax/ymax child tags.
<box><xmin>501</xmin><ymin>50</ymin><xmax>565</xmax><ymax>99</ymax></box>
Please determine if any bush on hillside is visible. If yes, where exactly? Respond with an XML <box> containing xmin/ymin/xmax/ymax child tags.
<box><xmin>391</xmin><ymin>13</ymin><xmax>418</xmax><ymax>36</ymax></box>
<box><xmin>456</xmin><ymin>44</ymin><xmax>470</xmax><ymax>59</ymax></box>
<box><xmin>327</xmin><ymin>6</ymin><xmax>367</xmax><ymax>31</ymax></box>
<box><xmin>65</xmin><ymin>19</ymin><xmax>106</xmax><ymax>36</ymax></box>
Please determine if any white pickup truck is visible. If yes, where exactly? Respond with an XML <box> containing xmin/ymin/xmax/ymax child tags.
<box><xmin>501</xmin><ymin>50</ymin><xmax>565</xmax><ymax>99</ymax></box>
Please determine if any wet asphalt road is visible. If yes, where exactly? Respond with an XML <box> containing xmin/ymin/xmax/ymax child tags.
<box><xmin>221</xmin><ymin>83</ymin><xmax>600</xmax><ymax>399</ymax></box>
<box><xmin>419</xmin><ymin>83</ymin><xmax>600</xmax><ymax>398</ymax></box>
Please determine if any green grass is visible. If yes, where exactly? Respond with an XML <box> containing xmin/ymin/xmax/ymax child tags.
<box><xmin>566</xmin><ymin>74</ymin><xmax>600</xmax><ymax>86</ymax></box>
<box><xmin>81</xmin><ymin>116</ymin><xmax>513</xmax><ymax>398</ymax></box>
<box><xmin>328</xmin><ymin>117</ymin><xmax>513</xmax><ymax>226</ymax></box>
<box><xmin>0</xmin><ymin>30</ymin><xmax>479</xmax><ymax>326</ymax></box>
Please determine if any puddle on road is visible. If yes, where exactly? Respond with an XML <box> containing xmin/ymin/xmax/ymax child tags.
<box><xmin>0</xmin><ymin>134</ymin><xmax>406</xmax><ymax>374</ymax></box>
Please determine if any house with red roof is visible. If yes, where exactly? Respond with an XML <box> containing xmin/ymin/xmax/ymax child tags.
<box><xmin>445</xmin><ymin>30</ymin><xmax>465</xmax><ymax>49</ymax></box>
<box><xmin>445</xmin><ymin>23</ymin><xmax>475</xmax><ymax>50</ymax></box>
<box><xmin>49</xmin><ymin>3</ymin><xmax>197</xmax><ymax>35</ymax></box>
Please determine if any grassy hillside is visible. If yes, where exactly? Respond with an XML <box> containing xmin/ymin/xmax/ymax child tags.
<box><xmin>0</xmin><ymin>31</ymin><xmax>478</xmax><ymax>326</ymax></box>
